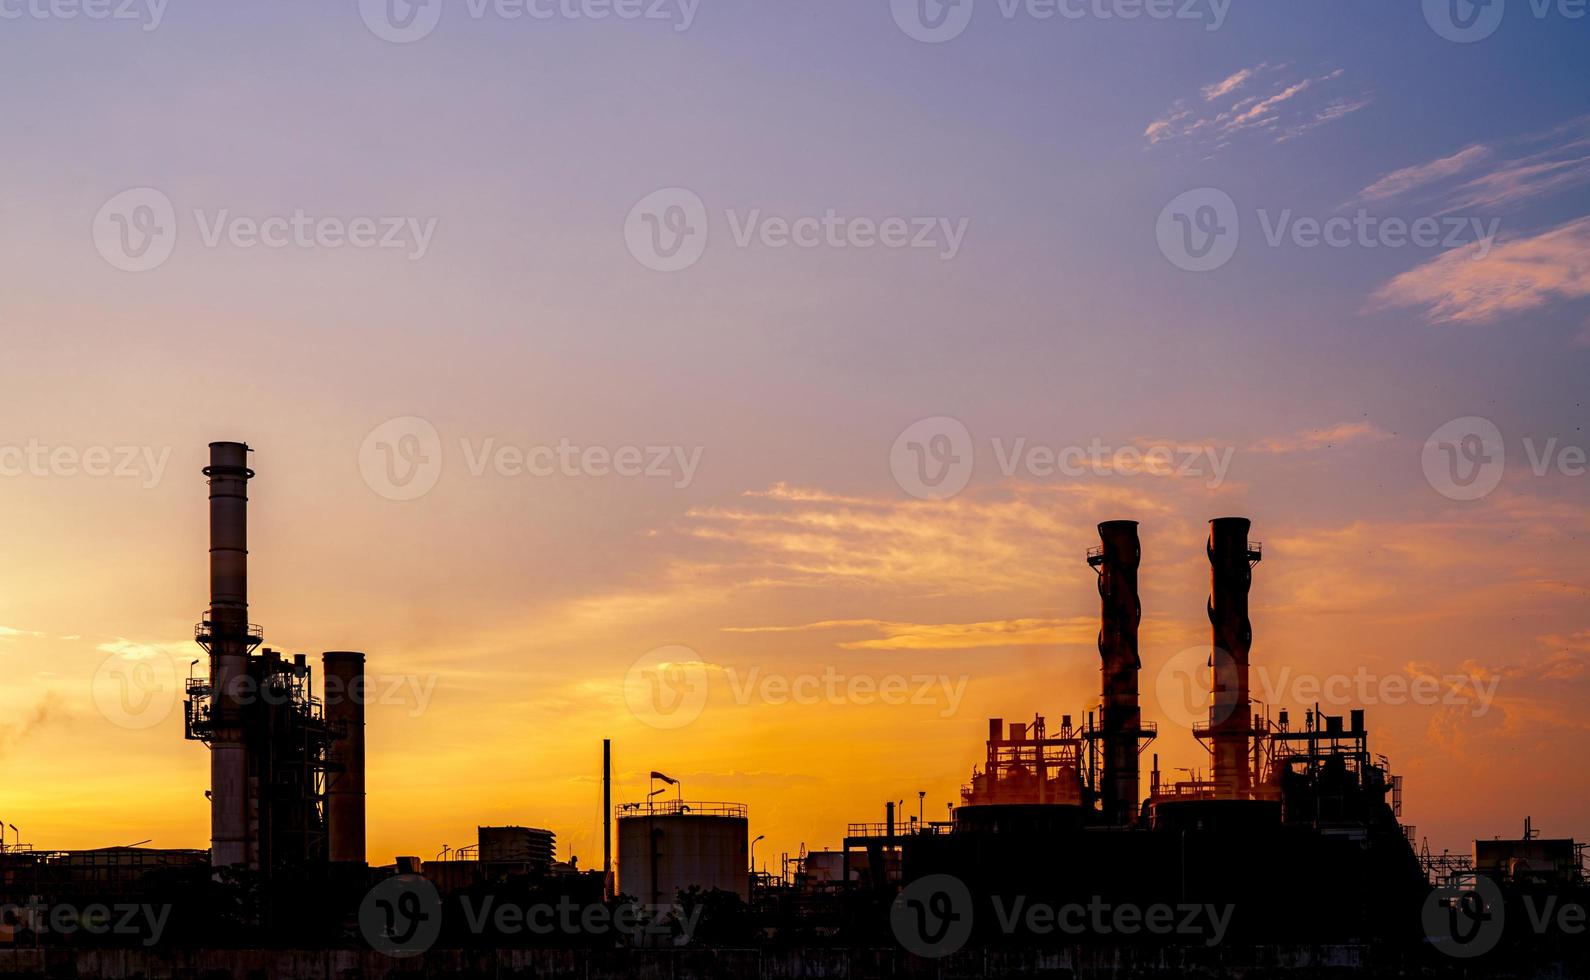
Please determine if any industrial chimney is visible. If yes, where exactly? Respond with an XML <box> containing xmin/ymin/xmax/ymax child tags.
<box><xmin>323</xmin><ymin>652</ymin><xmax>367</xmax><ymax>864</ymax></box>
<box><xmin>1090</xmin><ymin>520</ymin><xmax>1143</xmax><ymax>825</ymax></box>
<box><xmin>201</xmin><ymin>441</ymin><xmax>258</xmax><ymax>869</ymax></box>
<box><xmin>1208</xmin><ymin>517</ymin><xmax>1261</xmax><ymax>800</ymax></box>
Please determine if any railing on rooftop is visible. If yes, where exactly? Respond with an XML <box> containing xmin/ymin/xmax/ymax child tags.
<box><xmin>614</xmin><ymin>801</ymin><xmax>747</xmax><ymax>819</ymax></box>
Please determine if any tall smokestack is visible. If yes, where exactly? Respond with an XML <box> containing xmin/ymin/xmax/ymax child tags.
<box><xmin>1208</xmin><ymin>517</ymin><xmax>1261</xmax><ymax>800</ymax></box>
<box><xmin>204</xmin><ymin>441</ymin><xmax>255</xmax><ymax>869</ymax></box>
<box><xmin>324</xmin><ymin>652</ymin><xmax>367</xmax><ymax>864</ymax></box>
<box><xmin>1091</xmin><ymin>520</ymin><xmax>1142</xmax><ymax>825</ymax></box>
<box><xmin>603</xmin><ymin>739</ymin><xmax>613</xmax><ymax>900</ymax></box>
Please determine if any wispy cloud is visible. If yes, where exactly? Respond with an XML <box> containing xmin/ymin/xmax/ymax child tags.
<box><xmin>1145</xmin><ymin>64</ymin><xmax>1371</xmax><ymax>152</ymax></box>
<box><xmin>1247</xmin><ymin>422</ymin><xmax>1394</xmax><ymax>455</ymax></box>
<box><xmin>1356</xmin><ymin>145</ymin><xmax>1492</xmax><ymax>205</ymax></box>
<box><xmin>1201</xmin><ymin>66</ymin><xmax>1261</xmax><ymax>102</ymax></box>
<box><xmin>1352</xmin><ymin>116</ymin><xmax>1590</xmax><ymax>212</ymax></box>
<box><xmin>724</xmin><ymin>617</ymin><xmax>1099</xmax><ymax>651</ymax></box>
<box><xmin>1371</xmin><ymin>216</ymin><xmax>1590</xmax><ymax>324</ymax></box>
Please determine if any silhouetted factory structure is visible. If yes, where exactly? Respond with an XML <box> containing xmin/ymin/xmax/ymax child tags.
<box><xmin>183</xmin><ymin>443</ymin><xmax>368</xmax><ymax>873</ymax></box>
<box><xmin>0</xmin><ymin>444</ymin><xmax>1585</xmax><ymax>976</ymax></box>
<box><xmin>841</xmin><ymin>518</ymin><xmax>1427</xmax><ymax>943</ymax></box>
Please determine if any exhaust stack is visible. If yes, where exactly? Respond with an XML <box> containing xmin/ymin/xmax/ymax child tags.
<box><xmin>324</xmin><ymin>652</ymin><xmax>367</xmax><ymax>864</ymax></box>
<box><xmin>1208</xmin><ymin>517</ymin><xmax>1261</xmax><ymax>800</ymax></box>
<box><xmin>1090</xmin><ymin>520</ymin><xmax>1143</xmax><ymax>825</ymax></box>
<box><xmin>202</xmin><ymin>441</ymin><xmax>257</xmax><ymax>869</ymax></box>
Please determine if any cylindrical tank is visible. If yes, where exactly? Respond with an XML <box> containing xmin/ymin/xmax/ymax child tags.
<box><xmin>617</xmin><ymin>803</ymin><xmax>749</xmax><ymax>905</ymax></box>
<box><xmin>323</xmin><ymin>651</ymin><xmax>367</xmax><ymax>864</ymax></box>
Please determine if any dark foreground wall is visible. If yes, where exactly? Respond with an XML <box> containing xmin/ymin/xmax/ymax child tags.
<box><xmin>0</xmin><ymin>946</ymin><xmax>1577</xmax><ymax>980</ymax></box>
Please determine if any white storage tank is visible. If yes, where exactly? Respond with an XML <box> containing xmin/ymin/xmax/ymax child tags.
<box><xmin>616</xmin><ymin>801</ymin><xmax>749</xmax><ymax>905</ymax></box>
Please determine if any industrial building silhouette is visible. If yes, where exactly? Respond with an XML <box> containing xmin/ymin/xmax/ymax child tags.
<box><xmin>0</xmin><ymin>443</ymin><xmax>1584</xmax><ymax>978</ymax></box>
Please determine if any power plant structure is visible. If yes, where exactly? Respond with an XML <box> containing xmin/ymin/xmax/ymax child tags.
<box><xmin>182</xmin><ymin>442</ymin><xmax>368</xmax><ymax>875</ymax></box>
<box><xmin>846</xmin><ymin>518</ymin><xmax>1428</xmax><ymax>944</ymax></box>
<box><xmin>1</xmin><ymin>444</ymin><xmax>1585</xmax><ymax>975</ymax></box>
